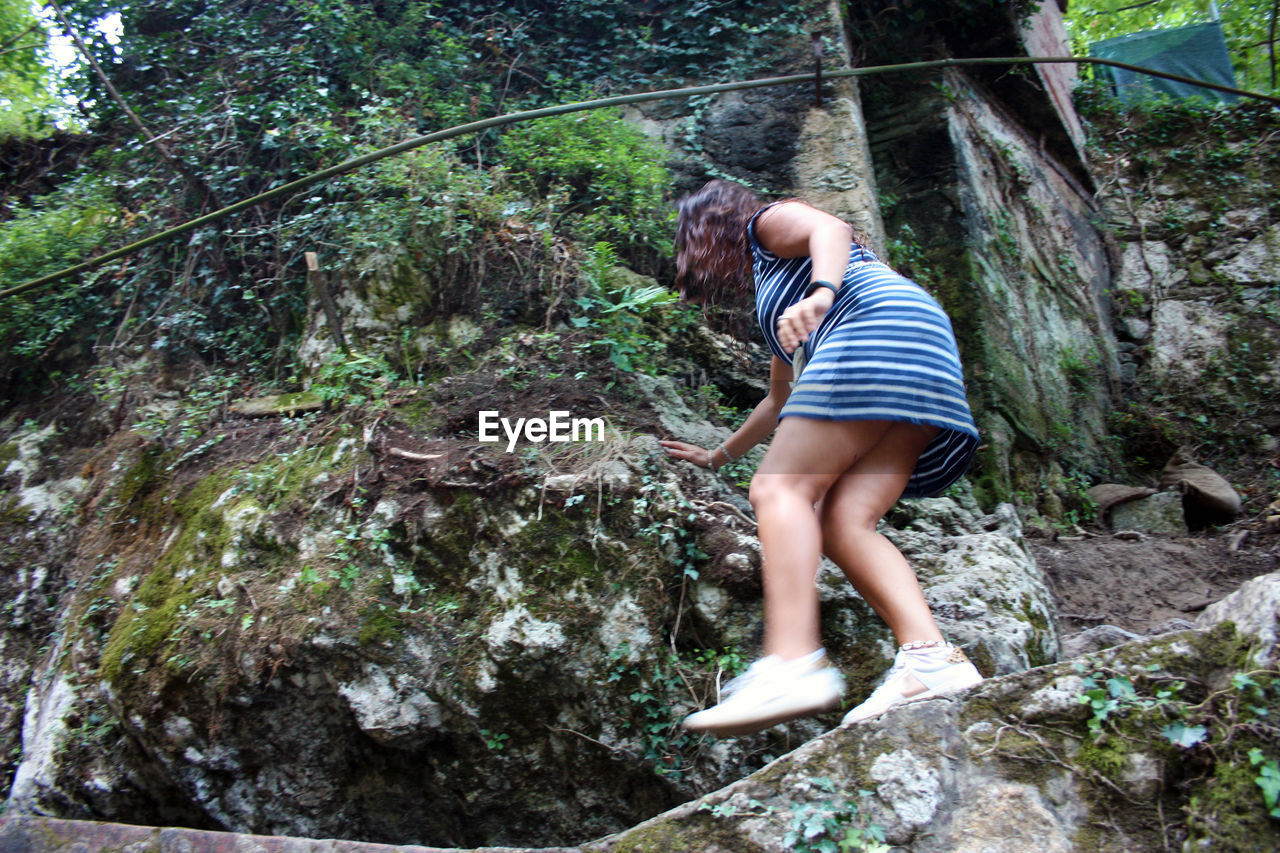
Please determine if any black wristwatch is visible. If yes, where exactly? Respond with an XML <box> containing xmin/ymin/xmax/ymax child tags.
<box><xmin>805</xmin><ymin>279</ymin><xmax>839</xmax><ymax>298</ymax></box>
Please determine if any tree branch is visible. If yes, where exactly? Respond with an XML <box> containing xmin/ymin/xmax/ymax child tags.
<box><xmin>0</xmin><ymin>41</ymin><xmax>44</xmax><ymax>59</ymax></box>
<box><xmin>1112</xmin><ymin>0</ymin><xmax>1166</xmax><ymax>13</ymax></box>
<box><xmin>1269</xmin><ymin>0</ymin><xmax>1278</xmax><ymax>89</ymax></box>
<box><xmin>45</xmin><ymin>0</ymin><xmax>216</xmax><ymax>206</ymax></box>
<box><xmin>0</xmin><ymin>21</ymin><xmax>40</xmax><ymax>52</ymax></box>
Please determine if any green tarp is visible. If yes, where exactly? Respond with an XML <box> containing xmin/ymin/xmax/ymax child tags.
<box><xmin>1089</xmin><ymin>22</ymin><xmax>1238</xmax><ymax>104</ymax></box>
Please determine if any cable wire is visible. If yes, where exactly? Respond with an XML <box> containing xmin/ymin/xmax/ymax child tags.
<box><xmin>4</xmin><ymin>55</ymin><xmax>1276</xmax><ymax>300</ymax></box>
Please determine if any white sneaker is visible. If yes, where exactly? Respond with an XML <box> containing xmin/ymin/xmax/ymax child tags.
<box><xmin>683</xmin><ymin>650</ymin><xmax>846</xmax><ymax>737</ymax></box>
<box><xmin>841</xmin><ymin>644</ymin><xmax>983</xmax><ymax>725</ymax></box>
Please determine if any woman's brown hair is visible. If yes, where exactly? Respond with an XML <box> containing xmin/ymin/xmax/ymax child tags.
<box><xmin>674</xmin><ymin>179</ymin><xmax>765</xmax><ymax>305</ymax></box>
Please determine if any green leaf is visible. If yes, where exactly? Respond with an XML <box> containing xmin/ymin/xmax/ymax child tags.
<box><xmin>1106</xmin><ymin>676</ymin><xmax>1137</xmax><ymax>701</ymax></box>
<box><xmin>1232</xmin><ymin>673</ymin><xmax>1260</xmax><ymax>691</ymax></box>
<box><xmin>1161</xmin><ymin>723</ymin><xmax>1207</xmax><ymax>748</ymax></box>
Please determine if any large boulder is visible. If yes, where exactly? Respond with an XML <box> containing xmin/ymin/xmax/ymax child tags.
<box><xmin>589</xmin><ymin>574</ymin><xmax>1280</xmax><ymax>852</ymax></box>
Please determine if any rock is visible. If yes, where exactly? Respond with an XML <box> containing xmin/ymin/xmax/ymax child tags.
<box><xmin>1148</xmin><ymin>618</ymin><xmax>1197</xmax><ymax>636</ymax></box>
<box><xmin>1159</xmin><ymin>449</ymin><xmax>1243</xmax><ymax>525</ymax></box>
<box><xmin>879</xmin><ymin>494</ymin><xmax>1059</xmax><ymax>674</ymax></box>
<box><xmin>0</xmin><ymin>815</ymin><xmax>567</xmax><ymax>852</ymax></box>
<box><xmin>1087</xmin><ymin>483</ymin><xmax>1157</xmax><ymax>525</ymax></box>
<box><xmin>1117</xmin><ymin>316</ymin><xmax>1150</xmax><ymax>341</ymax></box>
<box><xmin>697</xmin><ymin>88</ymin><xmax>807</xmax><ymax>190</ymax></box>
<box><xmin>1149</xmin><ymin>300</ymin><xmax>1230</xmax><ymax>380</ymax></box>
<box><xmin>484</xmin><ymin>603</ymin><xmax>568</xmax><ymax>661</ymax></box>
<box><xmin>1113</xmin><ymin>241</ymin><xmax>1173</xmax><ymax>294</ymax></box>
<box><xmin>229</xmin><ymin>393</ymin><xmax>324</xmax><ymax>417</ymax></box>
<box><xmin>591</xmin><ymin>619</ymin><xmax>1277</xmax><ymax>852</ymax></box>
<box><xmin>792</xmin><ymin>89</ymin><xmax>884</xmax><ymax>250</ymax></box>
<box><xmin>1197</xmin><ymin>570</ymin><xmax>1280</xmax><ymax>665</ymax></box>
<box><xmin>947</xmin><ymin>784</ymin><xmax>1073</xmax><ymax>853</ymax></box>
<box><xmin>1107</xmin><ymin>490</ymin><xmax>1187</xmax><ymax>535</ymax></box>
<box><xmin>336</xmin><ymin>663</ymin><xmax>445</xmax><ymax>749</ymax></box>
<box><xmin>868</xmin><ymin>748</ymin><xmax>943</xmax><ymax>832</ymax></box>
<box><xmin>1216</xmin><ymin>223</ymin><xmax>1280</xmax><ymax>283</ymax></box>
<box><xmin>1060</xmin><ymin>624</ymin><xmax>1142</xmax><ymax>658</ymax></box>
<box><xmin>6</xmin><ymin>676</ymin><xmax>77</xmax><ymax>815</ymax></box>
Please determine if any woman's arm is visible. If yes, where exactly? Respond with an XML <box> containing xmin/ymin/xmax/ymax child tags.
<box><xmin>660</xmin><ymin>357</ymin><xmax>793</xmax><ymax>469</ymax></box>
<box><xmin>754</xmin><ymin>201</ymin><xmax>852</xmax><ymax>353</ymax></box>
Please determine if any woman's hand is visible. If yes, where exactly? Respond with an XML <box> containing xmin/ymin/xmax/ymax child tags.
<box><xmin>660</xmin><ymin>439</ymin><xmax>714</xmax><ymax>469</ymax></box>
<box><xmin>776</xmin><ymin>288</ymin><xmax>835</xmax><ymax>354</ymax></box>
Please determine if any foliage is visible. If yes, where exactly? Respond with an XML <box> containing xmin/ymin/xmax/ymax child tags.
<box><xmin>1249</xmin><ymin>748</ymin><xmax>1280</xmax><ymax>818</ymax></box>
<box><xmin>843</xmin><ymin>0</ymin><xmax>1043</xmax><ymax>61</ymax></box>
<box><xmin>0</xmin><ymin>175</ymin><xmax>122</xmax><ymax>392</ymax></box>
<box><xmin>607</xmin><ymin>643</ymin><xmax>743</xmax><ymax>779</ymax></box>
<box><xmin>423</xmin><ymin>0</ymin><xmax>813</xmax><ymax>95</ymax></box>
<box><xmin>1071</xmin><ymin>651</ymin><xmax>1280</xmax><ymax>845</ymax></box>
<box><xmin>698</xmin><ymin>778</ymin><xmax>889</xmax><ymax>853</ymax></box>
<box><xmin>498</xmin><ymin>108</ymin><xmax>673</xmax><ymax>253</ymax></box>
<box><xmin>782</xmin><ymin>782</ymin><xmax>890</xmax><ymax>853</ymax></box>
<box><xmin>1</xmin><ymin>0</ymin><xmax>706</xmax><ymax>396</ymax></box>
<box><xmin>309</xmin><ymin>350</ymin><xmax>399</xmax><ymax>408</ymax></box>
<box><xmin>568</xmin><ymin>242</ymin><xmax>679</xmax><ymax>375</ymax></box>
<box><xmin>1076</xmin><ymin>669</ymin><xmax>1187</xmax><ymax>739</ymax></box>
<box><xmin>1065</xmin><ymin>0</ymin><xmax>1280</xmax><ymax>94</ymax></box>
<box><xmin>0</xmin><ymin>0</ymin><xmax>58</xmax><ymax>138</ymax></box>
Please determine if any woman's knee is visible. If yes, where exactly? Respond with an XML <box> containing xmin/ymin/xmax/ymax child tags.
<box><xmin>818</xmin><ymin>495</ymin><xmax>881</xmax><ymax>538</ymax></box>
<box><xmin>748</xmin><ymin>476</ymin><xmax>783</xmax><ymax>513</ymax></box>
<box><xmin>749</xmin><ymin>474</ymin><xmax>822</xmax><ymax>515</ymax></box>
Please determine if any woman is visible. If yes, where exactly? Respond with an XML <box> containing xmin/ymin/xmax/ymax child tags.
<box><xmin>660</xmin><ymin>179</ymin><xmax>983</xmax><ymax>737</ymax></box>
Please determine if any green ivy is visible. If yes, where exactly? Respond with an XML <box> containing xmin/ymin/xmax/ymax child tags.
<box><xmin>0</xmin><ymin>175</ymin><xmax>121</xmax><ymax>391</ymax></box>
<box><xmin>499</xmin><ymin>108</ymin><xmax>673</xmax><ymax>252</ymax></box>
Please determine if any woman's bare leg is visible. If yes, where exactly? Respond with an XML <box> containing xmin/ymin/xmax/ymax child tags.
<box><xmin>817</xmin><ymin>422</ymin><xmax>942</xmax><ymax>645</ymax></box>
<box><xmin>748</xmin><ymin>417</ymin><xmax>894</xmax><ymax>660</ymax></box>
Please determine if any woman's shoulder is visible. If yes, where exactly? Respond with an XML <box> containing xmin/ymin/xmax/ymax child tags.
<box><xmin>747</xmin><ymin>200</ymin><xmax>785</xmax><ymax>233</ymax></box>
<box><xmin>747</xmin><ymin>202</ymin><xmax>784</xmax><ymax>259</ymax></box>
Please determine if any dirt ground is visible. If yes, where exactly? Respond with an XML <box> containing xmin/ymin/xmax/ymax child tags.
<box><xmin>1032</xmin><ymin>523</ymin><xmax>1279</xmax><ymax>642</ymax></box>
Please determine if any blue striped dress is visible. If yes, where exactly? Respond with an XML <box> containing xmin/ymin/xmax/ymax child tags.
<box><xmin>749</xmin><ymin>207</ymin><xmax>980</xmax><ymax>498</ymax></box>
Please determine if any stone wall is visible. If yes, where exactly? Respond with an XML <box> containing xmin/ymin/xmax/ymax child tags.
<box><xmin>864</xmin><ymin>65</ymin><xmax>1118</xmax><ymax>513</ymax></box>
<box><xmin>627</xmin><ymin>0</ymin><xmax>885</xmax><ymax>251</ymax></box>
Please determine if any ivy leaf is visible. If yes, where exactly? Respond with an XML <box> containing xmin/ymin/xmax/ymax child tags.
<box><xmin>1253</xmin><ymin>756</ymin><xmax>1280</xmax><ymax>811</ymax></box>
<box><xmin>1106</xmin><ymin>676</ymin><xmax>1137</xmax><ymax>701</ymax></box>
<box><xmin>1232</xmin><ymin>672</ymin><xmax>1260</xmax><ymax>691</ymax></box>
<box><xmin>1162</xmin><ymin>722</ymin><xmax>1207</xmax><ymax>748</ymax></box>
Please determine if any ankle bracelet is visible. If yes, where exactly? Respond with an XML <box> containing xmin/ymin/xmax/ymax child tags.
<box><xmin>901</xmin><ymin>639</ymin><xmax>948</xmax><ymax>651</ymax></box>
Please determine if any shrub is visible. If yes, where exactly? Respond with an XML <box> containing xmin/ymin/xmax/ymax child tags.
<box><xmin>498</xmin><ymin>107</ymin><xmax>673</xmax><ymax>255</ymax></box>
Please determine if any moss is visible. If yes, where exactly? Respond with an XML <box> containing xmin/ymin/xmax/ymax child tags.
<box><xmin>0</xmin><ymin>493</ymin><xmax>30</xmax><ymax>525</ymax></box>
<box><xmin>113</xmin><ymin>446</ymin><xmax>167</xmax><ymax>510</ymax></box>
<box><xmin>273</xmin><ymin>391</ymin><xmax>324</xmax><ymax>412</ymax></box>
<box><xmin>238</xmin><ymin>433</ymin><xmax>359</xmax><ymax>513</ymax></box>
<box><xmin>0</xmin><ymin>440</ymin><xmax>19</xmax><ymax>468</ymax></box>
<box><xmin>100</xmin><ymin>571</ymin><xmax>197</xmax><ymax>682</ymax></box>
<box><xmin>1075</xmin><ymin>738</ymin><xmax>1130</xmax><ymax>777</ymax></box>
<box><xmin>358</xmin><ymin>604</ymin><xmax>404</xmax><ymax>647</ymax></box>
<box><xmin>99</xmin><ymin>468</ymin><xmax>239</xmax><ymax>686</ymax></box>
<box><xmin>966</xmin><ymin>642</ymin><xmax>997</xmax><ymax>680</ymax></box>
<box><xmin>515</xmin><ymin>512</ymin><xmax>606</xmax><ymax>584</ymax></box>
<box><xmin>1184</xmin><ymin>737</ymin><xmax>1280</xmax><ymax>849</ymax></box>
<box><xmin>969</xmin><ymin>472</ymin><xmax>1010</xmax><ymax>513</ymax></box>
<box><xmin>1019</xmin><ymin>599</ymin><xmax>1053</xmax><ymax>668</ymax></box>
<box><xmin>603</xmin><ymin>814</ymin><xmax>748</xmax><ymax>853</ymax></box>
<box><xmin>395</xmin><ymin>396</ymin><xmax>447</xmax><ymax>432</ymax></box>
